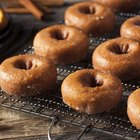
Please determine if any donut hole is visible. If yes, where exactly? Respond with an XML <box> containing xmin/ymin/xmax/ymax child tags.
<box><xmin>15</xmin><ymin>60</ymin><xmax>39</xmax><ymax>70</ymax></box>
<box><xmin>80</xmin><ymin>6</ymin><xmax>95</xmax><ymax>14</ymax></box>
<box><xmin>90</xmin><ymin>77</ymin><xmax>103</xmax><ymax>87</ymax></box>
<box><xmin>134</xmin><ymin>20</ymin><xmax>140</xmax><ymax>26</ymax></box>
<box><xmin>84</xmin><ymin>74</ymin><xmax>103</xmax><ymax>87</ymax></box>
<box><xmin>52</xmin><ymin>30</ymin><xmax>69</xmax><ymax>40</ymax></box>
<box><xmin>111</xmin><ymin>44</ymin><xmax>130</xmax><ymax>54</ymax></box>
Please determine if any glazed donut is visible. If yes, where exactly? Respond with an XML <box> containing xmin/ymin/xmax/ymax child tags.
<box><xmin>121</xmin><ymin>16</ymin><xmax>140</xmax><ymax>42</ymax></box>
<box><xmin>61</xmin><ymin>69</ymin><xmax>122</xmax><ymax>114</ymax></box>
<box><xmin>0</xmin><ymin>9</ymin><xmax>8</xmax><ymax>31</ymax></box>
<box><xmin>95</xmin><ymin>0</ymin><xmax>139</xmax><ymax>12</ymax></box>
<box><xmin>65</xmin><ymin>1</ymin><xmax>116</xmax><ymax>36</ymax></box>
<box><xmin>33</xmin><ymin>24</ymin><xmax>89</xmax><ymax>65</ymax></box>
<box><xmin>0</xmin><ymin>54</ymin><xmax>57</xmax><ymax>96</ymax></box>
<box><xmin>127</xmin><ymin>88</ymin><xmax>140</xmax><ymax>129</ymax></box>
<box><xmin>92</xmin><ymin>37</ymin><xmax>140</xmax><ymax>81</ymax></box>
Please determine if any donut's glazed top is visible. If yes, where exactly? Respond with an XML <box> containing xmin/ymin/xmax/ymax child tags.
<box><xmin>34</xmin><ymin>24</ymin><xmax>88</xmax><ymax>50</ymax></box>
<box><xmin>0</xmin><ymin>9</ymin><xmax>8</xmax><ymax>31</ymax></box>
<box><xmin>95</xmin><ymin>0</ymin><xmax>139</xmax><ymax>12</ymax></box>
<box><xmin>93</xmin><ymin>38</ymin><xmax>140</xmax><ymax>64</ymax></box>
<box><xmin>93</xmin><ymin>38</ymin><xmax>140</xmax><ymax>80</ymax></box>
<box><xmin>0</xmin><ymin>54</ymin><xmax>56</xmax><ymax>85</ymax></box>
<box><xmin>121</xmin><ymin>16</ymin><xmax>140</xmax><ymax>41</ymax></box>
<box><xmin>62</xmin><ymin>69</ymin><xmax>121</xmax><ymax>95</ymax></box>
<box><xmin>65</xmin><ymin>1</ymin><xmax>115</xmax><ymax>35</ymax></box>
<box><xmin>65</xmin><ymin>1</ymin><xmax>108</xmax><ymax>21</ymax></box>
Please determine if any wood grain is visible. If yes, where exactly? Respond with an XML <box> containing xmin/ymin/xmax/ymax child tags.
<box><xmin>0</xmin><ymin>107</ymin><xmax>81</xmax><ymax>140</ymax></box>
<box><xmin>0</xmin><ymin>107</ymin><xmax>124</xmax><ymax>140</ymax></box>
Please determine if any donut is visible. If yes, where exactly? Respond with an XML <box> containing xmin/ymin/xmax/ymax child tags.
<box><xmin>95</xmin><ymin>0</ymin><xmax>139</xmax><ymax>12</ymax></box>
<box><xmin>33</xmin><ymin>24</ymin><xmax>89</xmax><ymax>65</ymax></box>
<box><xmin>0</xmin><ymin>9</ymin><xmax>8</xmax><ymax>31</ymax></box>
<box><xmin>61</xmin><ymin>69</ymin><xmax>122</xmax><ymax>114</ymax></box>
<box><xmin>65</xmin><ymin>1</ymin><xmax>116</xmax><ymax>36</ymax></box>
<box><xmin>0</xmin><ymin>54</ymin><xmax>57</xmax><ymax>96</ymax></box>
<box><xmin>92</xmin><ymin>37</ymin><xmax>140</xmax><ymax>81</ymax></box>
<box><xmin>121</xmin><ymin>16</ymin><xmax>140</xmax><ymax>42</ymax></box>
<box><xmin>127</xmin><ymin>88</ymin><xmax>140</xmax><ymax>129</ymax></box>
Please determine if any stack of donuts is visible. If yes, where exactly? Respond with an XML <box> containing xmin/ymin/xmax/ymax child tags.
<box><xmin>0</xmin><ymin>0</ymin><xmax>140</xmax><ymax>129</ymax></box>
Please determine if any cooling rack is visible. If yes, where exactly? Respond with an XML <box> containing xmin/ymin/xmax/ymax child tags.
<box><xmin>0</xmin><ymin>5</ymin><xmax>140</xmax><ymax>140</ymax></box>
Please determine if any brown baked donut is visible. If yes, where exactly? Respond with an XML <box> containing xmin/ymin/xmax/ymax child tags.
<box><xmin>121</xmin><ymin>16</ymin><xmax>140</xmax><ymax>42</ymax></box>
<box><xmin>92</xmin><ymin>37</ymin><xmax>140</xmax><ymax>81</ymax></box>
<box><xmin>61</xmin><ymin>69</ymin><xmax>122</xmax><ymax>114</ymax></box>
<box><xmin>0</xmin><ymin>9</ymin><xmax>8</xmax><ymax>31</ymax></box>
<box><xmin>127</xmin><ymin>88</ymin><xmax>140</xmax><ymax>129</ymax></box>
<box><xmin>65</xmin><ymin>1</ymin><xmax>116</xmax><ymax>36</ymax></box>
<box><xmin>95</xmin><ymin>0</ymin><xmax>139</xmax><ymax>12</ymax></box>
<box><xmin>0</xmin><ymin>54</ymin><xmax>57</xmax><ymax>96</ymax></box>
<box><xmin>33</xmin><ymin>24</ymin><xmax>89</xmax><ymax>65</ymax></box>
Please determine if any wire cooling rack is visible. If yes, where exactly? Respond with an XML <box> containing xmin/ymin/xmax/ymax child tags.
<box><xmin>0</xmin><ymin>6</ymin><xmax>140</xmax><ymax>140</ymax></box>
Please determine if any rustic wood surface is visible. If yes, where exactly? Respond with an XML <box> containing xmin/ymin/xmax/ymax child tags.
<box><xmin>0</xmin><ymin>106</ymin><xmax>125</xmax><ymax>140</ymax></box>
<box><xmin>0</xmin><ymin>0</ymin><xmax>127</xmax><ymax>139</ymax></box>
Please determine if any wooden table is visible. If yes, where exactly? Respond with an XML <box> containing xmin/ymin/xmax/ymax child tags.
<box><xmin>0</xmin><ymin>0</ymin><xmax>129</xmax><ymax>139</ymax></box>
<box><xmin>0</xmin><ymin>106</ymin><xmax>125</xmax><ymax>140</ymax></box>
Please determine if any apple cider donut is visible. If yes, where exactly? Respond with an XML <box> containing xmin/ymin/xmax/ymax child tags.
<box><xmin>92</xmin><ymin>37</ymin><xmax>140</xmax><ymax>81</ymax></box>
<box><xmin>65</xmin><ymin>1</ymin><xmax>116</xmax><ymax>36</ymax></box>
<box><xmin>127</xmin><ymin>88</ymin><xmax>140</xmax><ymax>129</ymax></box>
<box><xmin>61</xmin><ymin>69</ymin><xmax>122</xmax><ymax>114</ymax></box>
<box><xmin>33</xmin><ymin>24</ymin><xmax>89</xmax><ymax>65</ymax></box>
<box><xmin>0</xmin><ymin>54</ymin><xmax>57</xmax><ymax>96</ymax></box>
<box><xmin>121</xmin><ymin>16</ymin><xmax>140</xmax><ymax>42</ymax></box>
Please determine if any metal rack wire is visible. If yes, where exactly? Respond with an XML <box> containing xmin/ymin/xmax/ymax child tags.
<box><xmin>0</xmin><ymin>7</ymin><xmax>140</xmax><ymax>140</ymax></box>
